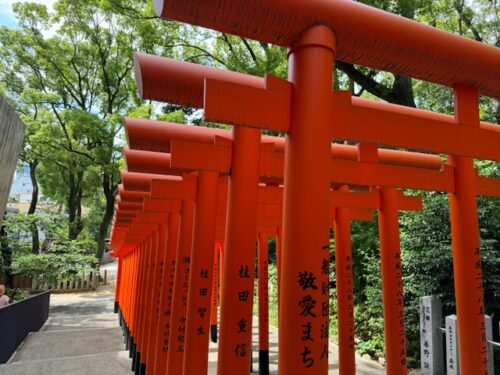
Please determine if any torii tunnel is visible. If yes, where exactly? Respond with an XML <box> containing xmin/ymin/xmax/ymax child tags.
<box><xmin>110</xmin><ymin>1</ymin><xmax>500</xmax><ymax>374</ymax></box>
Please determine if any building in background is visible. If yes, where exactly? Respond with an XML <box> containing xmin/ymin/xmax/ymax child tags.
<box><xmin>9</xmin><ymin>164</ymin><xmax>34</xmax><ymax>204</ymax></box>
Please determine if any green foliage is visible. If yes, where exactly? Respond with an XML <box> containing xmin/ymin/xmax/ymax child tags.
<box><xmin>0</xmin><ymin>0</ymin><xmax>169</xmax><ymax>248</ymax></box>
<box><xmin>267</xmin><ymin>263</ymin><xmax>279</xmax><ymax>328</ymax></box>
<box><xmin>3</xmin><ymin>213</ymin><xmax>66</xmax><ymax>252</ymax></box>
<box><xmin>12</xmin><ymin>250</ymin><xmax>98</xmax><ymax>285</ymax></box>
<box><xmin>399</xmin><ymin>191</ymin><xmax>500</xmax><ymax>367</ymax></box>
<box><xmin>6</xmin><ymin>287</ymin><xmax>29</xmax><ymax>303</ymax></box>
<box><xmin>1</xmin><ymin>212</ymin><xmax>98</xmax><ymax>286</ymax></box>
<box><xmin>157</xmin><ymin>109</ymin><xmax>188</xmax><ymax>124</ymax></box>
<box><xmin>85</xmin><ymin>199</ymin><xmax>108</xmax><ymax>242</ymax></box>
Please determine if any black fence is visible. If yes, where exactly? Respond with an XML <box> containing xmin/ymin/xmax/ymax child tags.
<box><xmin>0</xmin><ymin>291</ymin><xmax>51</xmax><ymax>363</ymax></box>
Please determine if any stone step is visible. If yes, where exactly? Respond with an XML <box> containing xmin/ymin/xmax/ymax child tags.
<box><xmin>10</xmin><ymin>327</ymin><xmax>125</xmax><ymax>363</ymax></box>
<box><xmin>43</xmin><ymin>313</ymin><xmax>119</xmax><ymax>331</ymax></box>
<box><xmin>0</xmin><ymin>351</ymin><xmax>132</xmax><ymax>375</ymax></box>
<box><xmin>49</xmin><ymin>291</ymin><xmax>116</xmax><ymax>315</ymax></box>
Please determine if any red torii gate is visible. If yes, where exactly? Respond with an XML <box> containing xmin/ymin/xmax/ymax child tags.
<box><xmin>132</xmin><ymin>52</ymin><xmax>499</xmax><ymax>375</ymax></box>
<box><xmin>109</xmin><ymin>2</ymin><xmax>500</xmax><ymax>374</ymax></box>
<box><xmin>119</xmin><ymin>115</ymin><xmax>493</xmax><ymax>375</ymax></box>
<box><xmin>119</xmin><ymin>108</ymin><xmax>439</xmax><ymax>374</ymax></box>
<box><xmin>146</xmin><ymin>2</ymin><xmax>500</xmax><ymax>372</ymax></box>
<box><xmin>113</xmin><ymin>145</ymin><xmax>499</xmax><ymax>375</ymax></box>
<box><xmin>123</xmin><ymin>113</ymin><xmax>435</xmax><ymax>375</ymax></box>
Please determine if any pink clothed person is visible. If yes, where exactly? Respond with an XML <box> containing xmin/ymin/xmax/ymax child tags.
<box><xmin>0</xmin><ymin>284</ymin><xmax>10</xmax><ymax>308</ymax></box>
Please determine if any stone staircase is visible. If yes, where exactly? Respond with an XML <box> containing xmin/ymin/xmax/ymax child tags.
<box><xmin>0</xmin><ymin>290</ymin><xmax>132</xmax><ymax>375</ymax></box>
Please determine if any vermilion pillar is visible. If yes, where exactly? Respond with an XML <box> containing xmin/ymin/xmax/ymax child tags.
<box><xmin>115</xmin><ymin>258</ymin><xmax>122</xmax><ymax>313</ymax></box>
<box><xmin>132</xmin><ymin>240</ymin><xmax>149</xmax><ymax>374</ymax></box>
<box><xmin>219</xmin><ymin>243</ymin><xmax>224</xmax><ymax>307</ymax></box>
<box><xmin>140</xmin><ymin>234</ymin><xmax>156</xmax><ymax>374</ymax></box>
<box><xmin>166</xmin><ymin>201</ymin><xmax>195</xmax><ymax>374</ymax></box>
<box><xmin>140</xmin><ymin>233</ymin><xmax>153</xmax><ymax>373</ymax></box>
<box><xmin>134</xmin><ymin>236</ymin><xmax>146</xmax><ymax>373</ymax></box>
<box><xmin>448</xmin><ymin>84</ymin><xmax>487</xmax><ymax>375</ymax></box>
<box><xmin>280</xmin><ymin>25</ymin><xmax>335</xmax><ymax>374</ymax></box>
<box><xmin>130</xmin><ymin>249</ymin><xmax>141</xmax><ymax>362</ymax></box>
<box><xmin>276</xmin><ymin>226</ymin><xmax>282</xmax><ymax>317</ymax></box>
<box><xmin>183</xmin><ymin>172</ymin><xmax>219</xmax><ymax>374</ymax></box>
<box><xmin>378</xmin><ymin>188</ymin><xmax>407</xmax><ymax>374</ymax></box>
<box><xmin>257</xmin><ymin>232</ymin><xmax>270</xmax><ymax>375</ymax></box>
<box><xmin>154</xmin><ymin>213</ymin><xmax>180</xmax><ymax>375</ymax></box>
<box><xmin>334</xmin><ymin>186</ymin><xmax>355</xmax><ymax>375</ymax></box>
<box><xmin>217</xmin><ymin>127</ymin><xmax>261</xmax><ymax>375</ymax></box>
<box><xmin>210</xmin><ymin>244</ymin><xmax>219</xmax><ymax>343</ymax></box>
<box><xmin>144</xmin><ymin>230</ymin><xmax>160</xmax><ymax>373</ymax></box>
<box><xmin>149</xmin><ymin>224</ymin><xmax>168</xmax><ymax>374</ymax></box>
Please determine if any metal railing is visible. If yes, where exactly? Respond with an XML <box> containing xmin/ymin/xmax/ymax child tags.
<box><xmin>0</xmin><ymin>290</ymin><xmax>50</xmax><ymax>363</ymax></box>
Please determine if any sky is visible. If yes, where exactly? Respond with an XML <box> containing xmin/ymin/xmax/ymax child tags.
<box><xmin>0</xmin><ymin>0</ymin><xmax>56</xmax><ymax>28</ymax></box>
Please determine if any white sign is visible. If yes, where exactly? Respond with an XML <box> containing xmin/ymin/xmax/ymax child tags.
<box><xmin>445</xmin><ymin>315</ymin><xmax>459</xmax><ymax>375</ymax></box>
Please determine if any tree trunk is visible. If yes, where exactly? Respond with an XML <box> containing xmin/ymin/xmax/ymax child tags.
<box><xmin>28</xmin><ymin>160</ymin><xmax>39</xmax><ymax>215</ymax></box>
<box><xmin>68</xmin><ymin>173</ymin><xmax>77</xmax><ymax>239</ymax></box>
<box><xmin>68</xmin><ymin>170</ymin><xmax>85</xmax><ymax>240</ymax></box>
<box><xmin>95</xmin><ymin>172</ymin><xmax>117</xmax><ymax>262</ymax></box>
<box><xmin>392</xmin><ymin>75</ymin><xmax>416</xmax><ymax>108</ymax></box>
<box><xmin>28</xmin><ymin>160</ymin><xmax>39</xmax><ymax>253</ymax></box>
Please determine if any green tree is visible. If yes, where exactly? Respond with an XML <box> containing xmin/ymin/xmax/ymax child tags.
<box><xmin>0</xmin><ymin>0</ymin><xmax>180</xmax><ymax>259</ymax></box>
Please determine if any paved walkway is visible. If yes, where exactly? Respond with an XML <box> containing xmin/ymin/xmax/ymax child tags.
<box><xmin>0</xmin><ymin>288</ymin><xmax>132</xmax><ymax>375</ymax></box>
<box><xmin>0</xmin><ymin>262</ymin><xmax>386</xmax><ymax>374</ymax></box>
<box><xmin>207</xmin><ymin>318</ymin><xmax>386</xmax><ymax>374</ymax></box>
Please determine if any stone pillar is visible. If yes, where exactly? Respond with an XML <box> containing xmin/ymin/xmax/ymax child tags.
<box><xmin>445</xmin><ymin>315</ymin><xmax>459</xmax><ymax>375</ymax></box>
<box><xmin>420</xmin><ymin>296</ymin><xmax>444</xmax><ymax>374</ymax></box>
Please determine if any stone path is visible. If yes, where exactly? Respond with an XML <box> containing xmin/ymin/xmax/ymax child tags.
<box><xmin>208</xmin><ymin>318</ymin><xmax>386</xmax><ymax>374</ymax></box>
<box><xmin>0</xmin><ymin>289</ymin><xmax>132</xmax><ymax>375</ymax></box>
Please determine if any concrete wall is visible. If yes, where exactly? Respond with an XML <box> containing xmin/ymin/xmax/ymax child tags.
<box><xmin>0</xmin><ymin>96</ymin><xmax>25</xmax><ymax>227</ymax></box>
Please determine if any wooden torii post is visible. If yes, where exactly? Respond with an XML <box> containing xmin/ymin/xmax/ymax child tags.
<box><xmin>131</xmin><ymin>45</ymin><xmax>500</xmax><ymax>375</ymax></box>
